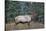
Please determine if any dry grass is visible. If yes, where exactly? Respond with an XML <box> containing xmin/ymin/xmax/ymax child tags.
<box><xmin>6</xmin><ymin>21</ymin><xmax>44</xmax><ymax>31</ymax></box>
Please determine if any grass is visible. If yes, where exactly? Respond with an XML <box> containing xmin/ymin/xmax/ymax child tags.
<box><xmin>6</xmin><ymin>21</ymin><xmax>44</xmax><ymax>31</ymax></box>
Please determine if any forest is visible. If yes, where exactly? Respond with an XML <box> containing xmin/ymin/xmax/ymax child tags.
<box><xmin>5</xmin><ymin>1</ymin><xmax>44</xmax><ymax>23</ymax></box>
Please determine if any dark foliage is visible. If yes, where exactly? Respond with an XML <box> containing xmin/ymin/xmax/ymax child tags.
<box><xmin>5</xmin><ymin>1</ymin><xmax>44</xmax><ymax>23</ymax></box>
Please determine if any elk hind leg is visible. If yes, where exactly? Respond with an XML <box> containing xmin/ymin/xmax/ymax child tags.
<box><xmin>28</xmin><ymin>22</ymin><xmax>30</xmax><ymax>29</ymax></box>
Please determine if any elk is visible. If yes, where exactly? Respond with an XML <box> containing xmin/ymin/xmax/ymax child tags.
<box><xmin>14</xmin><ymin>15</ymin><xmax>32</xmax><ymax>28</ymax></box>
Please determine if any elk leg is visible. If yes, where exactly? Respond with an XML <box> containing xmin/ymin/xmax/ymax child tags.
<box><xmin>15</xmin><ymin>22</ymin><xmax>19</xmax><ymax>26</ymax></box>
<box><xmin>28</xmin><ymin>22</ymin><xmax>30</xmax><ymax>29</ymax></box>
<box><xmin>16</xmin><ymin>23</ymin><xmax>19</xmax><ymax>25</ymax></box>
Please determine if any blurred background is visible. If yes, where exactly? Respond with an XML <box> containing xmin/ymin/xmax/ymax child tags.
<box><xmin>5</xmin><ymin>1</ymin><xmax>44</xmax><ymax>23</ymax></box>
